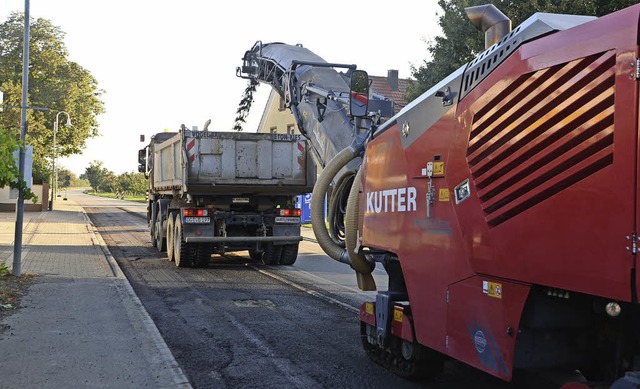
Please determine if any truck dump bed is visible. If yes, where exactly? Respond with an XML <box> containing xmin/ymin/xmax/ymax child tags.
<box><xmin>152</xmin><ymin>130</ymin><xmax>316</xmax><ymax>195</ymax></box>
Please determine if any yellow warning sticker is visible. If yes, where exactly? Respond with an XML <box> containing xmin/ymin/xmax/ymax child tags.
<box><xmin>439</xmin><ymin>188</ymin><xmax>450</xmax><ymax>202</ymax></box>
<box><xmin>393</xmin><ymin>309</ymin><xmax>403</xmax><ymax>323</ymax></box>
<box><xmin>365</xmin><ymin>302</ymin><xmax>374</xmax><ymax>315</ymax></box>
<box><xmin>433</xmin><ymin>161</ymin><xmax>445</xmax><ymax>176</ymax></box>
<box><xmin>483</xmin><ymin>281</ymin><xmax>503</xmax><ymax>299</ymax></box>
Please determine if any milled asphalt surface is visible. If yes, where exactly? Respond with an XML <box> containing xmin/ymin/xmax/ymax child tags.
<box><xmin>0</xmin><ymin>198</ymin><xmax>191</xmax><ymax>388</ymax></box>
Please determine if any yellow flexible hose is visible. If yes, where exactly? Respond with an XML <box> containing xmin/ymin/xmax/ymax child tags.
<box><xmin>311</xmin><ymin>146</ymin><xmax>376</xmax><ymax>291</ymax></box>
<box><xmin>345</xmin><ymin>166</ymin><xmax>376</xmax><ymax>291</ymax></box>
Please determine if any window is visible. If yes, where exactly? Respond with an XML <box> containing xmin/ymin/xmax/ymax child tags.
<box><xmin>270</xmin><ymin>126</ymin><xmax>277</xmax><ymax>134</ymax></box>
<box><xmin>287</xmin><ymin>124</ymin><xmax>295</xmax><ymax>134</ymax></box>
<box><xmin>279</xmin><ymin>97</ymin><xmax>286</xmax><ymax>111</ymax></box>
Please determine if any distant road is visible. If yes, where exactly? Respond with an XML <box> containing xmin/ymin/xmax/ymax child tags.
<box><xmin>69</xmin><ymin>188</ymin><xmax>388</xmax><ymax>310</ymax></box>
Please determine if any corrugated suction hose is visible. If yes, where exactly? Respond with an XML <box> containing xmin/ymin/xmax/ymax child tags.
<box><xmin>345</xmin><ymin>166</ymin><xmax>376</xmax><ymax>291</ymax></box>
<box><xmin>311</xmin><ymin>146</ymin><xmax>376</xmax><ymax>291</ymax></box>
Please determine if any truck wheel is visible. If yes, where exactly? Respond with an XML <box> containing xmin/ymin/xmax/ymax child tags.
<box><xmin>151</xmin><ymin>225</ymin><xmax>158</xmax><ymax>249</ymax></box>
<box><xmin>174</xmin><ymin>218</ymin><xmax>191</xmax><ymax>267</ymax></box>
<box><xmin>151</xmin><ymin>205</ymin><xmax>158</xmax><ymax>249</ymax></box>
<box><xmin>155</xmin><ymin>219</ymin><xmax>167</xmax><ymax>252</ymax></box>
<box><xmin>166</xmin><ymin>214</ymin><xmax>175</xmax><ymax>262</ymax></box>
<box><xmin>280</xmin><ymin>244</ymin><xmax>299</xmax><ymax>265</ymax></box>
<box><xmin>194</xmin><ymin>244</ymin><xmax>211</xmax><ymax>268</ymax></box>
<box><xmin>262</xmin><ymin>244</ymin><xmax>282</xmax><ymax>265</ymax></box>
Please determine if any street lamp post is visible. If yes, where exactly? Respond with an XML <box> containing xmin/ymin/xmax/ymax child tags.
<box><xmin>49</xmin><ymin>111</ymin><xmax>71</xmax><ymax>211</ymax></box>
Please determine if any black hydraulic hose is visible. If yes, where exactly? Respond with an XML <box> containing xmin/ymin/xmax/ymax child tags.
<box><xmin>311</xmin><ymin>147</ymin><xmax>355</xmax><ymax>264</ymax></box>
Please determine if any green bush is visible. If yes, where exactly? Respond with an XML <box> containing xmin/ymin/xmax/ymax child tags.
<box><xmin>0</xmin><ymin>262</ymin><xmax>9</xmax><ymax>276</ymax></box>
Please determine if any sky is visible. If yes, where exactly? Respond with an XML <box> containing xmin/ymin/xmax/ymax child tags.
<box><xmin>0</xmin><ymin>0</ymin><xmax>443</xmax><ymax>177</ymax></box>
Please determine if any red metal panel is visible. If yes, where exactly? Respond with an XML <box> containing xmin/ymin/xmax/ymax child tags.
<box><xmin>390</xmin><ymin>304</ymin><xmax>414</xmax><ymax>342</ymax></box>
<box><xmin>358</xmin><ymin>302</ymin><xmax>415</xmax><ymax>342</ymax></box>
<box><xmin>630</xmin><ymin>17</ymin><xmax>640</xmax><ymax>305</ymax></box>
<box><xmin>447</xmin><ymin>277</ymin><xmax>530</xmax><ymax>381</ymax></box>
<box><xmin>636</xmin><ymin>70</ymin><xmax>640</xmax><ymax>302</ymax></box>
<box><xmin>361</xmin><ymin>130</ymin><xmax>406</xmax><ymax>253</ymax></box>
<box><xmin>455</xmin><ymin>7</ymin><xmax>640</xmax><ymax>301</ymax></box>
<box><xmin>362</xmin><ymin>109</ymin><xmax>476</xmax><ymax>353</ymax></box>
<box><xmin>359</xmin><ymin>302</ymin><xmax>376</xmax><ymax>327</ymax></box>
<box><xmin>360</xmin><ymin>4</ymin><xmax>640</xmax><ymax>378</ymax></box>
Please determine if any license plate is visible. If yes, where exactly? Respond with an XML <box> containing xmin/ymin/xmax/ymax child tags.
<box><xmin>232</xmin><ymin>197</ymin><xmax>250</xmax><ymax>204</ymax></box>
<box><xmin>275</xmin><ymin>216</ymin><xmax>300</xmax><ymax>224</ymax></box>
<box><xmin>184</xmin><ymin>217</ymin><xmax>210</xmax><ymax>224</ymax></box>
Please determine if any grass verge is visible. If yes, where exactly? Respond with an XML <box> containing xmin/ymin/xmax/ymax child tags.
<box><xmin>84</xmin><ymin>190</ymin><xmax>146</xmax><ymax>203</ymax></box>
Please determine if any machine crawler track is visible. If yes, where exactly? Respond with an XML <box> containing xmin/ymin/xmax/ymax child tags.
<box><xmin>360</xmin><ymin>322</ymin><xmax>444</xmax><ymax>380</ymax></box>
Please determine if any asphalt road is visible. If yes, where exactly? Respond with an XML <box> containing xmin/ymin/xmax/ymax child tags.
<box><xmin>70</xmin><ymin>190</ymin><xmax>553</xmax><ymax>389</ymax></box>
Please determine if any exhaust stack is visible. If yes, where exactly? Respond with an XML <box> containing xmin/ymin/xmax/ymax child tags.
<box><xmin>465</xmin><ymin>4</ymin><xmax>511</xmax><ymax>49</ymax></box>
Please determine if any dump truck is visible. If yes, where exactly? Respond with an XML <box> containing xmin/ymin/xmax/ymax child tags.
<box><xmin>238</xmin><ymin>3</ymin><xmax>640</xmax><ymax>387</ymax></box>
<box><xmin>138</xmin><ymin>125</ymin><xmax>316</xmax><ymax>267</ymax></box>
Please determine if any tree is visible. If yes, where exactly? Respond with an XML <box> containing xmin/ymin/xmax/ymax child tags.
<box><xmin>408</xmin><ymin>0</ymin><xmax>639</xmax><ymax>101</ymax></box>
<box><xmin>118</xmin><ymin>171</ymin><xmax>147</xmax><ymax>195</ymax></box>
<box><xmin>56</xmin><ymin>167</ymin><xmax>76</xmax><ymax>189</ymax></box>
<box><xmin>0</xmin><ymin>127</ymin><xmax>37</xmax><ymax>201</ymax></box>
<box><xmin>101</xmin><ymin>170</ymin><xmax>118</xmax><ymax>192</ymax></box>
<box><xmin>70</xmin><ymin>176</ymin><xmax>90</xmax><ymax>188</ymax></box>
<box><xmin>84</xmin><ymin>160</ymin><xmax>111</xmax><ymax>192</ymax></box>
<box><xmin>0</xmin><ymin>13</ymin><xmax>105</xmax><ymax>183</ymax></box>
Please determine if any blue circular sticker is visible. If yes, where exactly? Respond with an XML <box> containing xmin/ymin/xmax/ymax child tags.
<box><xmin>474</xmin><ymin>330</ymin><xmax>487</xmax><ymax>353</ymax></box>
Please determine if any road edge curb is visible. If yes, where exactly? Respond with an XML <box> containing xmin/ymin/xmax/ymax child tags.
<box><xmin>81</xmin><ymin>209</ymin><xmax>193</xmax><ymax>388</ymax></box>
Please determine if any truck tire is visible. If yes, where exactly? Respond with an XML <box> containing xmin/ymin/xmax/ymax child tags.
<box><xmin>150</xmin><ymin>204</ymin><xmax>158</xmax><ymax>249</ymax></box>
<box><xmin>174</xmin><ymin>218</ymin><xmax>191</xmax><ymax>267</ymax></box>
<box><xmin>155</xmin><ymin>219</ymin><xmax>167</xmax><ymax>252</ymax></box>
<box><xmin>151</xmin><ymin>224</ymin><xmax>158</xmax><ymax>249</ymax></box>
<box><xmin>279</xmin><ymin>244</ymin><xmax>299</xmax><ymax>265</ymax></box>
<box><xmin>262</xmin><ymin>244</ymin><xmax>282</xmax><ymax>265</ymax></box>
<box><xmin>166</xmin><ymin>213</ymin><xmax>175</xmax><ymax>262</ymax></box>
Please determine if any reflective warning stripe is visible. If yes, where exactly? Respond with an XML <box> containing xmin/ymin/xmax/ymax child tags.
<box><xmin>297</xmin><ymin>141</ymin><xmax>304</xmax><ymax>166</ymax></box>
<box><xmin>186</xmin><ymin>138</ymin><xmax>197</xmax><ymax>163</ymax></box>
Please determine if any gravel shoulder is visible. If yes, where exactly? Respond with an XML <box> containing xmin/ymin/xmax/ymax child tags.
<box><xmin>0</xmin><ymin>272</ymin><xmax>37</xmax><ymax>323</ymax></box>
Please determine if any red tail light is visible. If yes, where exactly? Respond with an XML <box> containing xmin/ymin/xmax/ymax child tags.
<box><xmin>183</xmin><ymin>208</ymin><xmax>209</xmax><ymax>217</ymax></box>
<box><xmin>278</xmin><ymin>208</ymin><xmax>301</xmax><ymax>217</ymax></box>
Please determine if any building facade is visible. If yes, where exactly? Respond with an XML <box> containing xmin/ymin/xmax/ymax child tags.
<box><xmin>256</xmin><ymin>70</ymin><xmax>412</xmax><ymax>134</ymax></box>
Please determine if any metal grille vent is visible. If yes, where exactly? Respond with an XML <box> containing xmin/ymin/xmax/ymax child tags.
<box><xmin>466</xmin><ymin>51</ymin><xmax>616</xmax><ymax>227</ymax></box>
<box><xmin>461</xmin><ymin>25</ymin><xmax>522</xmax><ymax>98</ymax></box>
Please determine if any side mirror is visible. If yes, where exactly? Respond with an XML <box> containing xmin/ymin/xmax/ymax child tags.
<box><xmin>350</xmin><ymin>69</ymin><xmax>369</xmax><ymax>117</ymax></box>
<box><xmin>138</xmin><ymin>148</ymin><xmax>146</xmax><ymax>165</ymax></box>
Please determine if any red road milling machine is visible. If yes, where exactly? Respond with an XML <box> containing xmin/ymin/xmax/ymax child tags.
<box><xmin>237</xmin><ymin>3</ymin><xmax>640</xmax><ymax>388</ymax></box>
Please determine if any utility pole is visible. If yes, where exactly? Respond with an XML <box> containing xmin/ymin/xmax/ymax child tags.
<box><xmin>13</xmin><ymin>0</ymin><xmax>30</xmax><ymax>277</ymax></box>
<box><xmin>49</xmin><ymin>112</ymin><xmax>71</xmax><ymax>211</ymax></box>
